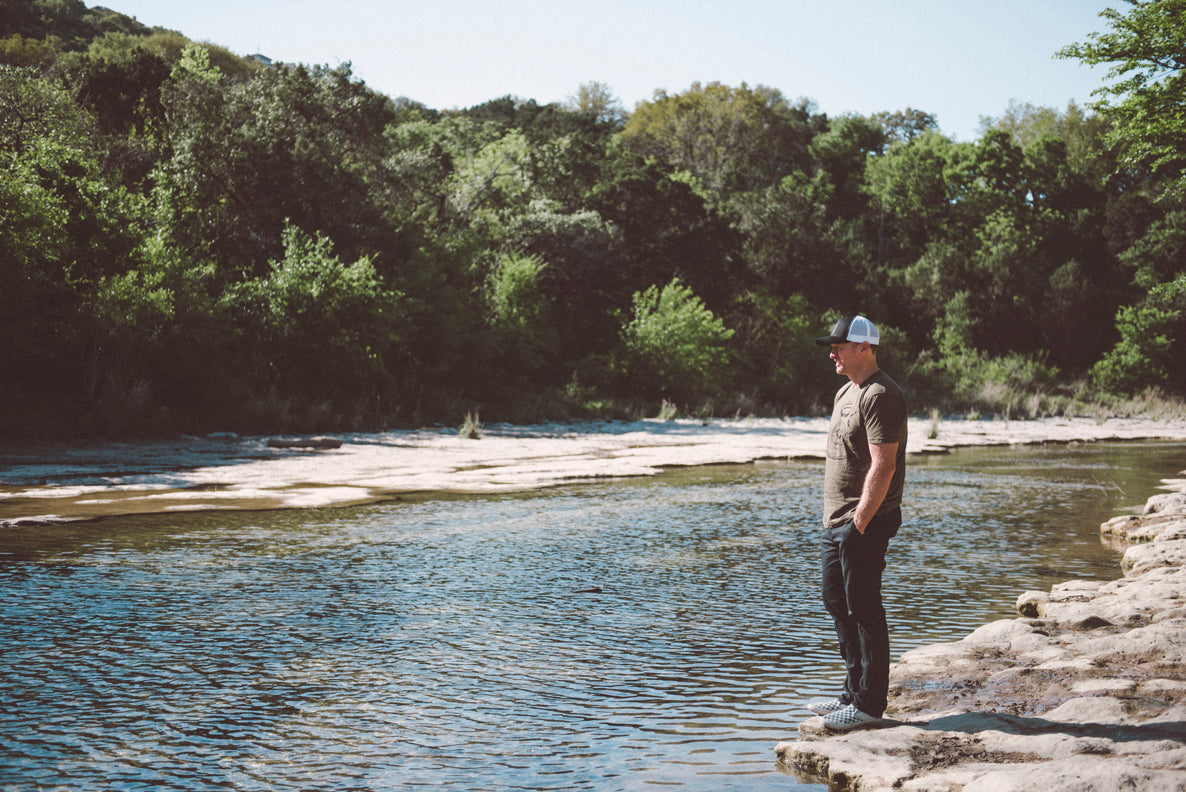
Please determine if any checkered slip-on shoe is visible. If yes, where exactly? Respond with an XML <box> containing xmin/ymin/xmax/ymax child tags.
<box><xmin>806</xmin><ymin>698</ymin><xmax>844</xmax><ymax>716</ymax></box>
<box><xmin>821</xmin><ymin>704</ymin><xmax>880</xmax><ymax>732</ymax></box>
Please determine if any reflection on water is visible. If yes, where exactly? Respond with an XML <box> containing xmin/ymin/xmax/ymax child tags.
<box><xmin>1</xmin><ymin>441</ymin><xmax>1182</xmax><ymax>791</ymax></box>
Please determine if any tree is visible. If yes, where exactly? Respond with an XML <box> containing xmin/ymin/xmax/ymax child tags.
<box><xmin>872</xmin><ymin>107</ymin><xmax>939</xmax><ymax>144</ymax></box>
<box><xmin>0</xmin><ymin>0</ymin><xmax>150</xmax><ymax>49</ymax></box>
<box><xmin>564</xmin><ymin>80</ymin><xmax>625</xmax><ymax>126</ymax></box>
<box><xmin>1057</xmin><ymin>0</ymin><xmax>1186</xmax><ymax>196</ymax></box>
<box><xmin>587</xmin><ymin>141</ymin><xmax>742</xmax><ymax>312</ymax></box>
<box><xmin>0</xmin><ymin>64</ymin><xmax>153</xmax><ymax>433</ymax></box>
<box><xmin>171</xmin><ymin>43</ymin><xmax>222</xmax><ymax>85</ymax></box>
<box><xmin>382</xmin><ymin>115</ymin><xmax>496</xmax><ymax>238</ymax></box>
<box><xmin>980</xmin><ymin>101</ymin><xmax>1111</xmax><ymax>183</ymax></box>
<box><xmin>1059</xmin><ymin>2</ymin><xmax>1186</xmax><ymax>395</ymax></box>
<box><xmin>73</xmin><ymin>40</ymin><xmax>171</xmax><ymax>141</ymax></box>
<box><xmin>449</xmin><ymin>129</ymin><xmax>535</xmax><ymax>222</ymax></box>
<box><xmin>622</xmin><ymin>82</ymin><xmax>821</xmax><ymax>196</ymax></box>
<box><xmin>0</xmin><ymin>33</ymin><xmax>64</xmax><ymax>67</ymax></box>
<box><xmin>0</xmin><ymin>63</ymin><xmax>92</xmax><ymax>155</ymax></box>
<box><xmin>809</xmin><ymin>113</ymin><xmax>887</xmax><ymax>220</ymax></box>
<box><xmin>500</xmin><ymin>199</ymin><xmax>624</xmax><ymax>368</ymax></box>
<box><xmin>731</xmin><ymin>171</ymin><xmax>854</xmax><ymax>306</ymax></box>
<box><xmin>973</xmin><ymin>103</ymin><xmax>1124</xmax><ymax>368</ymax></box>
<box><xmin>964</xmin><ymin>208</ymin><xmax>1045</xmax><ymax>356</ymax></box>
<box><xmin>727</xmin><ymin>290</ymin><xmax>821</xmax><ymax>408</ymax></box>
<box><xmin>154</xmin><ymin>62</ymin><xmax>398</xmax><ymax>280</ymax></box>
<box><xmin>972</xmin><ymin>128</ymin><xmax>1028</xmax><ymax>211</ymax></box>
<box><xmin>1119</xmin><ymin>209</ymin><xmax>1186</xmax><ymax>290</ymax></box>
<box><xmin>864</xmin><ymin>131</ymin><xmax>977</xmax><ymax>257</ymax></box>
<box><xmin>84</xmin><ymin>30</ymin><xmax>260</xmax><ymax>82</ymax></box>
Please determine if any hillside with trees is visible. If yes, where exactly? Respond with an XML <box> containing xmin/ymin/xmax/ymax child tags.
<box><xmin>2</xmin><ymin>0</ymin><xmax>1184</xmax><ymax>438</ymax></box>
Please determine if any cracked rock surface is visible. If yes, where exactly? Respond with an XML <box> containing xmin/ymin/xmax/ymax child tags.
<box><xmin>777</xmin><ymin>475</ymin><xmax>1186</xmax><ymax>792</ymax></box>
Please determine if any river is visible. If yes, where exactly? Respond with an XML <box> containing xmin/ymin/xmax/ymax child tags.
<box><xmin>1</xmin><ymin>440</ymin><xmax>1182</xmax><ymax>791</ymax></box>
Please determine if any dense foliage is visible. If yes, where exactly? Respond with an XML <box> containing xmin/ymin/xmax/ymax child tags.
<box><xmin>2</xmin><ymin>0</ymin><xmax>1185</xmax><ymax>438</ymax></box>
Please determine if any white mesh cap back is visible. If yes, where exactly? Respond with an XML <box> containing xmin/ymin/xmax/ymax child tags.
<box><xmin>845</xmin><ymin>316</ymin><xmax>879</xmax><ymax>344</ymax></box>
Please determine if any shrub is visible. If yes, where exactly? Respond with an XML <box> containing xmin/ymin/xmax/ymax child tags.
<box><xmin>485</xmin><ymin>251</ymin><xmax>557</xmax><ymax>376</ymax></box>
<box><xmin>1091</xmin><ymin>301</ymin><xmax>1178</xmax><ymax>395</ymax></box>
<box><xmin>222</xmin><ymin>223</ymin><xmax>400</xmax><ymax>399</ymax></box>
<box><xmin>620</xmin><ymin>278</ymin><xmax>734</xmax><ymax>404</ymax></box>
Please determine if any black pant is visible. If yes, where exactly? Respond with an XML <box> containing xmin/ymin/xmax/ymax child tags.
<box><xmin>820</xmin><ymin>509</ymin><xmax>899</xmax><ymax>718</ymax></box>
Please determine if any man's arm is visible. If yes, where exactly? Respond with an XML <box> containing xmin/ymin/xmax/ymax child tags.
<box><xmin>854</xmin><ymin>442</ymin><xmax>897</xmax><ymax>533</ymax></box>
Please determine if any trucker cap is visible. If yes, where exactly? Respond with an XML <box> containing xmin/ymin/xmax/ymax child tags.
<box><xmin>815</xmin><ymin>315</ymin><xmax>880</xmax><ymax>346</ymax></box>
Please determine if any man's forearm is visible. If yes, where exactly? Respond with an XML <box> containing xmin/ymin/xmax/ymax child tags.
<box><xmin>855</xmin><ymin>443</ymin><xmax>897</xmax><ymax>532</ymax></box>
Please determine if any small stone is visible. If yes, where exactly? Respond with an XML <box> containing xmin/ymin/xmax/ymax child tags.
<box><xmin>1070</xmin><ymin>615</ymin><xmax>1113</xmax><ymax>630</ymax></box>
<box><xmin>1017</xmin><ymin>590</ymin><xmax>1049</xmax><ymax>617</ymax></box>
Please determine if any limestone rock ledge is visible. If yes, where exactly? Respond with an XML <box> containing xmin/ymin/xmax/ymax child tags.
<box><xmin>776</xmin><ymin>475</ymin><xmax>1186</xmax><ymax>792</ymax></box>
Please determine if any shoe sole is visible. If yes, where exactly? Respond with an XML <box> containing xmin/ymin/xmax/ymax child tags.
<box><xmin>822</xmin><ymin>718</ymin><xmax>881</xmax><ymax>733</ymax></box>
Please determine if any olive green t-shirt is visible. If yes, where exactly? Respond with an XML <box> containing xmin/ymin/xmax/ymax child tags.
<box><xmin>823</xmin><ymin>369</ymin><xmax>907</xmax><ymax>529</ymax></box>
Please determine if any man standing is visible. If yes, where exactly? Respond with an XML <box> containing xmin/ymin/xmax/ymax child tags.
<box><xmin>806</xmin><ymin>315</ymin><xmax>907</xmax><ymax>732</ymax></box>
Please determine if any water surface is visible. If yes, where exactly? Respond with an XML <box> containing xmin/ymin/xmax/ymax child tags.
<box><xmin>1</xmin><ymin>440</ymin><xmax>1182</xmax><ymax>791</ymax></box>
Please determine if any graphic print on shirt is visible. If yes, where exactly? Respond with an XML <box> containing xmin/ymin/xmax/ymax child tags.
<box><xmin>827</xmin><ymin>395</ymin><xmax>864</xmax><ymax>463</ymax></box>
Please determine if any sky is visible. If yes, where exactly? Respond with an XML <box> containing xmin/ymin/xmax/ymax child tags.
<box><xmin>104</xmin><ymin>0</ymin><xmax>1118</xmax><ymax>141</ymax></box>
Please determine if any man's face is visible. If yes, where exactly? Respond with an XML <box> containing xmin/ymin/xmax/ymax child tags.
<box><xmin>829</xmin><ymin>342</ymin><xmax>860</xmax><ymax>376</ymax></box>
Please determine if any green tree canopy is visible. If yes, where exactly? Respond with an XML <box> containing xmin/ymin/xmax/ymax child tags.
<box><xmin>622</xmin><ymin>81</ymin><xmax>821</xmax><ymax>195</ymax></box>
<box><xmin>1058</xmin><ymin>0</ymin><xmax>1186</xmax><ymax>195</ymax></box>
<box><xmin>5</xmin><ymin>0</ymin><xmax>1186</xmax><ymax>436</ymax></box>
<box><xmin>153</xmin><ymin>62</ymin><xmax>398</xmax><ymax>278</ymax></box>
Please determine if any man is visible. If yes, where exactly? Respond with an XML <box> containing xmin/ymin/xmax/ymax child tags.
<box><xmin>806</xmin><ymin>315</ymin><xmax>907</xmax><ymax>732</ymax></box>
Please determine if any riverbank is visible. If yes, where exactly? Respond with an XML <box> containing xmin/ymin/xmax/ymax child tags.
<box><xmin>5</xmin><ymin>415</ymin><xmax>1186</xmax><ymax>525</ymax></box>
<box><xmin>776</xmin><ymin>469</ymin><xmax>1186</xmax><ymax>790</ymax></box>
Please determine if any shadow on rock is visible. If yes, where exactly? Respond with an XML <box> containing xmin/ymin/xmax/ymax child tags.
<box><xmin>919</xmin><ymin>708</ymin><xmax>1186</xmax><ymax>744</ymax></box>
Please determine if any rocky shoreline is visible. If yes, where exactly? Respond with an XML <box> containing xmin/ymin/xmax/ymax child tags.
<box><xmin>777</xmin><ymin>472</ymin><xmax>1186</xmax><ymax>791</ymax></box>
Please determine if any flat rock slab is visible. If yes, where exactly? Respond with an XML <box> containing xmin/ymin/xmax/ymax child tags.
<box><xmin>7</xmin><ymin>416</ymin><xmax>1186</xmax><ymax>524</ymax></box>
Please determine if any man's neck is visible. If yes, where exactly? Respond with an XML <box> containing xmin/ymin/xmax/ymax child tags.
<box><xmin>848</xmin><ymin>364</ymin><xmax>879</xmax><ymax>387</ymax></box>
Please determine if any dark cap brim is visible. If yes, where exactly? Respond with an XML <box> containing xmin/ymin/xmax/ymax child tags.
<box><xmin>815</xmin><ymin>334</ymin><xmax>845</xmax><ymax>346</ymax></box>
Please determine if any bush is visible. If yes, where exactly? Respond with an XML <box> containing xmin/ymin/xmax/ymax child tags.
<box><xmin>222</xmin><ymin>223</ymin><xmax>401</xmax><ymax>400</ymax></box>
<box><xmin>485</xmin><ymin>251</ymin><xmax>557</xmax><ymax>377</ymax></box>
<box><xmin>1091</xmin><ymin>298</ymin><xmax>1180</xmax><ymax>396</ymax></box>
<box><xmin>620</xmin><ymin>278</ymin><xmax>734</xmax><ymax>404</ymax></box>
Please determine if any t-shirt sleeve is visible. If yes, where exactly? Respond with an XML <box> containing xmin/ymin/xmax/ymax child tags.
<box><xmin>862</xmin><ymin>387</ymin><xmax>906</xmax><ymax>445</ymax></box>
